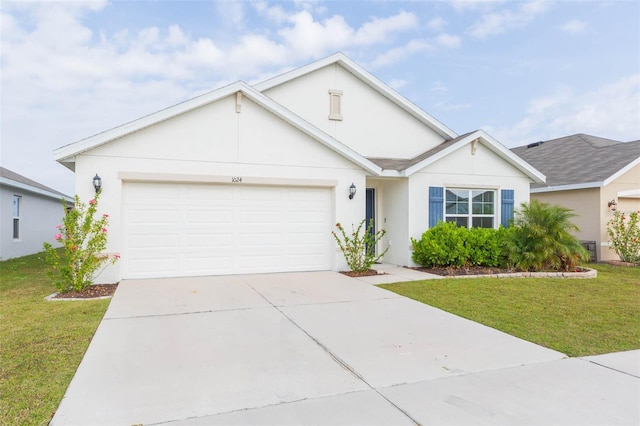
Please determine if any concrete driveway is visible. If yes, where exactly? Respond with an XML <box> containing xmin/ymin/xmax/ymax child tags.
<box><xmin>51</xmin><ymin>272</ymin><xmax>639</xmax><ymax>425</ymax></box>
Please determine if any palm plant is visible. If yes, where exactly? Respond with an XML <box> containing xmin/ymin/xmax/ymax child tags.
<box><xmin>504</xmin><ymin>200</ymin><xmax>590</xmax><ymax>271</ymax></box>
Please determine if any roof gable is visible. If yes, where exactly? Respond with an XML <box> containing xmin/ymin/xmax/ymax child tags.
<box><xmin>367</xmin><ymin>130</ymin><xmax>546</xmax><ymax>183</ymax></box>
<box><xmin>254</xmin><ymin>53</ymin><xmax>457</xmax><ymax>141</ymax></box>
<box><xmin>511</xmin><ymin>134</ymin><xmax>640</xmax><ymax>190</ymax></box>
<box><xmin>54</xmin><ymin>81</ymin><xmax>382</xmax><ymax>175</ymax></box>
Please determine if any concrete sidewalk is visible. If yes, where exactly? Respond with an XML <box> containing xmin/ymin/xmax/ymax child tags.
<box><xmin>51</xmin><ymin>272</ymin><xmax>639</xmax><ymax>425</ymax></box>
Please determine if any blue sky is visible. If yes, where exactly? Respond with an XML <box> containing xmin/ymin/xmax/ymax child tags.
<box><xmin>1</xmin><ymin>0</ymin><xmax>639</xmax><ymax>195</ymax></box>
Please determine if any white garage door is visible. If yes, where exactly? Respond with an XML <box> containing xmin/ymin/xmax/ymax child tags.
<box><xmin>122</xmin><ymin>182</ymin><xmax>332</xmax><ymax>279</ymax></box>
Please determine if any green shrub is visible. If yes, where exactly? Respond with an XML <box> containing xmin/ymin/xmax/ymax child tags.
<box><xmin>411</xmin><ymin>221</ymin><xmax>470</xmax><ymax>268</ymax></box>
<box><xmin>607</xmin><ymin>210</ymin><xmax>640</xmax><ymax>264</ymax></box>
<box><xmin>332</xmin><ymin>219</ymin><xmax>389</xmax><ymax>272</ymax></box>
<box><xmin>503</xmin><ymin>200</ymin><xmax>589</xmax><ymax>271</ymax></box>
<box><xmin>466</xmin><ymin>226</ymin><xmax>505</xmax><ymax>267</ymax></box>
<box><xmin>43</xmin><ymin>193</ymin><xmax>119</xmax><ymax>293</ymax></box>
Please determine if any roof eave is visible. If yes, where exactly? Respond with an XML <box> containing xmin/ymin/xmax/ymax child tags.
<box><xmin>531</xmin><ymin>182</ymin><xmax>603</xmax><ymax>193</ymax></box>
<box><xmin>0</xmin><ymin>177</ymin><xmax>73</xmax><ymax>202</ymax></box>
<box><xmin>603</xmin><ymin>156</ymin><xmax>640</xmax><ymax>186</ymax></box>
<box><xmin>403</xmin><ymin>130</ymin><xmax>547</xmax><ymax>184</ymax></box>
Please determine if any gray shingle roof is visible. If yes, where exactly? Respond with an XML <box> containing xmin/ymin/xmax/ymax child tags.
<box><xmin>367</xmin><ymin>132</ymin><xmax>474</xmax><ymax>171</ymax></box>
<box><xmin>0</xmin><ymin>166</ymin><xmax>71</xmax><ymax>199</ymax></box>
<box><xmin>511</xmin><ymin>134</ymin><xmax>640</xmax><ymax>188</ymax></box>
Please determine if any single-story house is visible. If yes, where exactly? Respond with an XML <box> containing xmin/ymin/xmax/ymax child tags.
<box><xmin>511</xmin><ymin>134</ymin><xmax>640</xmax><ymax>261</ymax></box>
<box><xmin>54</xmin><ymin>53</ymin><xmax>545</xmax><ymax>282</ymax></box>
<box><xmin>0</xmin><ymin>167</ymin><xmax>73</xmax><ymax>260</ymax></box>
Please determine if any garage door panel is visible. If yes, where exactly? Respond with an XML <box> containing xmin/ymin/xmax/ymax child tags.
<box><xmin>239</xmin><ymin>211</ymin><xmax>282</xmax><ymax>223</ymax></box>
<box><xmin>128</xmin><ymin>257</ymin><xmax>181</xmax><ymax>275</ymax></box>
<box><xmin>128</xmin><ymin>234</ymin><xmax>180</xmax><ymax>248</ymax></box>
<box><xmin>123</xmin><ymin>182</ymin><xmax>332</xmax><ymax>278</ymax></box>
<box><xmin>186</xmin><ymin>256</ymin><xmax>234</xmax><ymax>273</ymax></box>
<box><xmin>128</xmin><ymin>209</ymin><xmax>180</xmax><ymax>224</ymax></box>
<box><xmin>186</xmin><ymin>233</ymin><xmax>234</xmax><ymax>247</ymax></box>
<box><xmin>185</xmin><ymin>210</ymin><xmax>233</xmax><ymax>224</ymax></box>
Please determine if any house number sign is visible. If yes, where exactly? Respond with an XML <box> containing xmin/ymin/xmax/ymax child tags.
<box><xmin>231</xmin><ymin>177</ymin><xmax>243</xmax><ymax>183</ymax></box>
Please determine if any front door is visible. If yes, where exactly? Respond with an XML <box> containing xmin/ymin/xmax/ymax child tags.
<box><xmin>365</xmin><ymin>188</ymin><xmax>375</xmax><ymax>255</ymax></box>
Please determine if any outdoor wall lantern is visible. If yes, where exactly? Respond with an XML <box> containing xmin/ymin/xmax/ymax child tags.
<box><xmin>607</xmin><ymin>199</ymin><xmax>617</xmax><ymax>211</ymax></box>
<box><xmin>93</xmin><ymin>174</ymin><xmax>102</xmax><ymax>194</ymax></box>
<box><xmin>349</xmin><ymin>183</ymin><xmax>356</xmax><ymax>200</ymax></box>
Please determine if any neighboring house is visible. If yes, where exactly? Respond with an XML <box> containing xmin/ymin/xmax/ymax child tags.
<box><xmin>53</xmin><ymin>53</ymin><xmax>545</xmax><ymax>282</ymax></box>
<box><xmin>512</xmin><ymin>134</ymin><xmax>640</xmax><ymax>261</ymax></box>
<box><xmin>0</xmin><ymin>167</ymin><xmax>73</xmax><ymax>261</ymax></box>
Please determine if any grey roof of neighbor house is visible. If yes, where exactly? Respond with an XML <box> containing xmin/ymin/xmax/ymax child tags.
<box><xmin>511</xmin><ymin>134</ymin><xmax>640</xmax><ymax>189</ymax></box>
<box><xmin>0</xmin><ymin>166</ymin><xmax>72</xmax><ymax>199</ymax></box>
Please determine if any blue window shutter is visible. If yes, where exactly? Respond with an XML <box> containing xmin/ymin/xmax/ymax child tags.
<box><xmin>429</xmin><ymin>187</ymin><xmax>444</xmax><ymax>228</ymax></box>
<box><xmin>501</xmin><ymin>189</ymin><xmax>515</xmax><ymax>228</ymax></box>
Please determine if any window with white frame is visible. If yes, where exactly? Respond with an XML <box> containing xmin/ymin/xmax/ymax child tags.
<box><xmin>12</xmin><ymin>195</ymin><xmax>21</xmax><ymax>239</ymax></box>
<box><xmin>445</xmin><ymin>189</ymin><xmax>495</xmax><ymax>228</ymax></box>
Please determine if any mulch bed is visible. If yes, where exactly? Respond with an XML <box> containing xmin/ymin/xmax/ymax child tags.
<box><xmin>411</xmin><ymin>266</ymin><xmax>515</xmax><ymax>276</ymax></box>
<box><xmin>340</xmin><ymin>269</ymin><xmax>381</xmax><ymax>277</ymax></box>
<box><xmin>53</xmin><ymin>283</ymin><xmax>118</xmax><ymax>299</ymax></box>
<box><xmin>410</xmin><ymin>266</ymin><xmax>591</xmax><ymax>276</ymax></box>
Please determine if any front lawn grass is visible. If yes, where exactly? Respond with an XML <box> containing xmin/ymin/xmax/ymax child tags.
<box><xmin>0</xmin><ymin>252</ymin><xmax>111</xmax><ymax>425</ymax></box>
<box><xmin>380</xmin><ymin>263</ymin><xmax>640</xmax><ymax>357</ymax></box>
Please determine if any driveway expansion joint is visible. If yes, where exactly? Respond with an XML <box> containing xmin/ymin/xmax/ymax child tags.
<box><xmin>240</xmin><ymin>277</ymin><xmax>422</xmax><ymax>426</ymax></box>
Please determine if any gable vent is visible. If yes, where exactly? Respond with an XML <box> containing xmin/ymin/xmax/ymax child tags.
<box><xmin>328</xmin><ymin>89</ymin><xmax>343</xmax><ymax>121</ymax></box>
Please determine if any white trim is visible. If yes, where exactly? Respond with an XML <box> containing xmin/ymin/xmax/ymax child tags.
<box><xmin>618</xmin><ymin>189</ymin><xmax>640</xmax><ymax>198</ymax></box>
<box><xmin>54</xmin><ymin>81</ymin><xmax>382</xmax><ymax>176</ymax></box>
<box><xmin>403</xmin><ymin>130</ymin><xmax>546</xmax><ymax>183</ymax></box>
<box><xmin>254</xmin><ymin>53</ymin><xmax>458</xmax><ymax>140</ymax></box>
<box><xmin>603</xmin><ymin>156</ymin><xmax>640</xmax><ymax>186</ymax></box>
<box><xmin>118</xmin><ymin>172</ymin><xmax>338</xmax><ymax>188</ymax></box>
<box><xmin>0</xmin><ymin>177</ymin><xmax>73</xmax><ymax>202</ymax></box>
<box><xmin>531</xmin><ymin>181</ymin><xmax>603</xmax><ymax>193</ymax></box>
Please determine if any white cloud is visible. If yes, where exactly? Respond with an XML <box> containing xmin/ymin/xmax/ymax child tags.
<box><xmin>451</xmin><ymin>0</ymin><xmax>503</xmax><ymax>12</ymax></box>
<box><xmin>559</xmin><ymin>19</ymin><xmax>587</xmax><ymax>34</ymax></box>
<box><xmin>488</xmin><ymin>75</ymin><xmax>640</xmax><ymax>147</ymax></box>
<box><xmin>426</xmin><ymin>17</ymin><xmax>446</xmax><ymax>31</ymax></box>
<box><xmin>468</xmin><ymin>1</ymin><xmax>551</xmax><ymax>38</ymax></box>
<box><xmin>435</xmin><ymin>33</ymin><xmax>461</xmax><ymax>48</ymax></box>
<box><xmin>354</xmin><ymin>11</ymin><xmax>417</xmax><ymax>44</ymax></box>
<box><xmin>278</xmin><ymin>11</ymin><xmax>353</xmax><ymax>58</ymax></box>
<box><xmin>371</xmin><ymin>39</ymin><xmax>433</xmax><ymax>68</ymax></box>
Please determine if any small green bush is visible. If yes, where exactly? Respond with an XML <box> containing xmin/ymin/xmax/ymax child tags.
<box><xmin>411</xmin><ymin>221</ymin><xmax>469</xmax><ymax>268</ymax></box>
<box><xmin>43</xmin><ymin>193</ymin><xmax>119</xmax><ymax>293</ymax></box>
<box><xmin>332</xmin><ymin>219</ymin><xmax>388</xmax><ymax>272</ymax></box>
<box><xmin>607</xmin><ymin>210</ymin><xmax>640</xmax><ymax>264</ymax></box>
<box><xmin>503</xmin><ymin>200</ymin><xmax>589</xmax><ymax>271</ymax></box>
<box><xmin>466</xmin><ymin>226</ymin><xmax>505</xmax><ymax>267</ymax></box>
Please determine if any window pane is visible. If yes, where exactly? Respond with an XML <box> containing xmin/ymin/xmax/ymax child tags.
<box><xmin>472</xmin><ymin>217</ymin><xmax>494</xmax><ymax>228</ymax></box>
<box><xmin>446</xmin><ymin>217</ymin><xmax>468</xmax><ymax>228</ymax></box>
<box><xmin>13</xmin><ymin>218</ymin><xmax>19</xmax><ymax>239</ymax></box>
<box><xmin>472</xmin><ymin>190</ymin><xmax>494</xmax><ymax>215</ymax></box>
<box><xmin>13</xmin><ymin>196</ymin><xmax>20</xmax><ymax>217</ymax></box>
<box><xmin>446</xmin><ymin>190</ymin><xmax>469</xmax><ymax>214</ymax></box>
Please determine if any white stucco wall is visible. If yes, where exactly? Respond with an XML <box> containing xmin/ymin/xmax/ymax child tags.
<box><xmin>74</xmin><ymin>94</ymin><xmax>367</xmax><ymax>282</ymax></box>
<box><xmin>407</xmin><ymin>141</ymin><xmax>532</xmax><ymax>266</ymax></box>
<box><xmin>263</xmin><ymin>63</ymin><xmax>446</xmax><ymax>159</ymax></box>
<box><xmin>366</xmin><ymin>177</ymin><xmax>409</xmax><ymax>266</ymax></box>
<box><xmin>0</xmin><ymin>186</ymin><xmax>67</xmax><ymax>260</ymax></box>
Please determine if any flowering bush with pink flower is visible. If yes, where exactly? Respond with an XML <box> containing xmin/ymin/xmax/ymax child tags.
<box><xmin>43</xmin><ymin>192</ymin><xmax>119</xmax><ymax>293</ymax></box>
<box><xmin>332</xmin><ymin>219</ymin><xmax>388</xmax><ymax>272</ymax></box>
<box><xmin>607</xmin><ymin>210</ymin><xmax>640</xmax><ymax>264</ymax></box>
